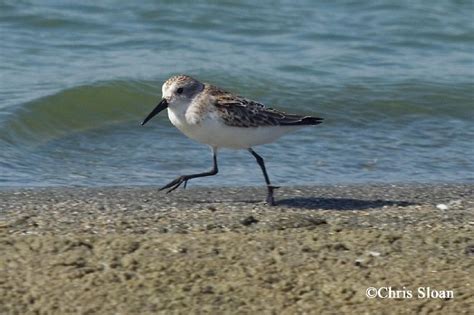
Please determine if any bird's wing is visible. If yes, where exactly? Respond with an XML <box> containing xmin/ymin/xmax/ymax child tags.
<box><xmin>210</xmin><ymin>87</ymin><xmax>323</xmax><ymax>128</ymax></box>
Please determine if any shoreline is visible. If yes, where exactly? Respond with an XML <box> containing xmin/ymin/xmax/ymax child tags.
<box><xmin>1</xmin><ymin>184</ymin><xmax>473</xmax><ymax>313</ymax></box>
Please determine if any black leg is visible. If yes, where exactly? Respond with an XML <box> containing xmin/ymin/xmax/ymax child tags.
<box><xmin>160</xmin><ymin>147</ymin><xmax>218</xmax><ymax>193</ymax></box>
<box><xmin>248</xmin><ymin>148</ymin><xmax>278</xmax><ymax>206</ymax></box>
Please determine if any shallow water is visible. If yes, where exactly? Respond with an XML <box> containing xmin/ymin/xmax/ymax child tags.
<box><xmin>1</xmin><ymin>1</ymin><xmax>473</xmax><ymax>187</ymax></box>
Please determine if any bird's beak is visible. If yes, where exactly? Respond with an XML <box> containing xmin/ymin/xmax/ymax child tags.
<box><xmin>141</xmin><ymin>98</ymin><xmax>168</xmax><ymax>126</ymax></box>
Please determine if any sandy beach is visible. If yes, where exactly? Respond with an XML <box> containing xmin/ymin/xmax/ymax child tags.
<box><xmin>1</xmin><ymin>184</ymin><xmax>473</xmax><ymax>314</ymax></box>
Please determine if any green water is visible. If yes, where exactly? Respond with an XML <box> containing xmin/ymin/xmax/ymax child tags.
<box><xmin>0</xmin><ymin>1</ymin><xmax>473</xmax><ymax>187</ymax></box>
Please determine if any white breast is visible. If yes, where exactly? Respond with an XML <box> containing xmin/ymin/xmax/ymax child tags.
<box><xmin>167</xmin><ymin>108</ymin><xmax>302</xmax><ymax>149</ymax></box>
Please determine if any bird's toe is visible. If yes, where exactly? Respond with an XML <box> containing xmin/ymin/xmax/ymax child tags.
<box><xmin>160</xmin><ymin>176</ymin><xmax>186</xmax><ymax>193</ymax></box>
<box><xmin>266</xmin><ymin>196</ymin><xmax>276</xmax><ymax>206</ymax></box>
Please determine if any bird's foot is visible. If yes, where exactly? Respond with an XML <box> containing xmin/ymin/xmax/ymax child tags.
<box><xmin>159</xmin><ymin>176</ymin><xmax>189</xmax><ymax>193</ymax></box>
<box><xmin>265</xmin><ymin>185</ymin><xmax>279</xmax><ymax>206</ymax></box>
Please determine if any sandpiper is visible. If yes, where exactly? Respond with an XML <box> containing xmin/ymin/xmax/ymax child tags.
<box><xmin>141</xmin><ymin>75</ymin><xmax>323</xmax><ymax>205</ymax></box>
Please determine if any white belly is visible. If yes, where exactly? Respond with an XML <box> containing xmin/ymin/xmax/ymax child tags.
<box><xmin>168</xmin><ymin>109</ymin><xmax>301</xmax><ymax>149</ymax></box>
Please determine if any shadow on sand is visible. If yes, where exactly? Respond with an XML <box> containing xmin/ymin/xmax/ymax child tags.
<box><xmin>275</xmin><ymin>197</ymin><xmax>415</xmax><ymax>210</ymax></box>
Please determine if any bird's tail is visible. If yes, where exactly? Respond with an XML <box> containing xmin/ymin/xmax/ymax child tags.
<box><xmin>300</xmin><ymin>116</ymin><xmax>324</xmax><ymax>125</ymax></box>
<box><xmin>280</xmin><ymin>116</ymin><xmax>323</xmax><ymax>126</ymax></box>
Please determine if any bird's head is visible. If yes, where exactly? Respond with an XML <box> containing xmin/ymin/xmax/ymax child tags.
<box><xmin>141</xmin><ymin>75</ymin><xmax>204</xmax><ymax>125</ymax></box>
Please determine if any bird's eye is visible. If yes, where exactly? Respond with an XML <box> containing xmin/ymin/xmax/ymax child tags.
<box><xmin>176</xmin><ymin>88</ymin><xmax>183</xmax><ymax>94</ymax></box>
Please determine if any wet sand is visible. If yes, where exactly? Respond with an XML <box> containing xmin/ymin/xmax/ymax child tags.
<box><xmin>1</xmin><ymin>184</ymin><xmax>473</xmax><ymax>314</ymax></box>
